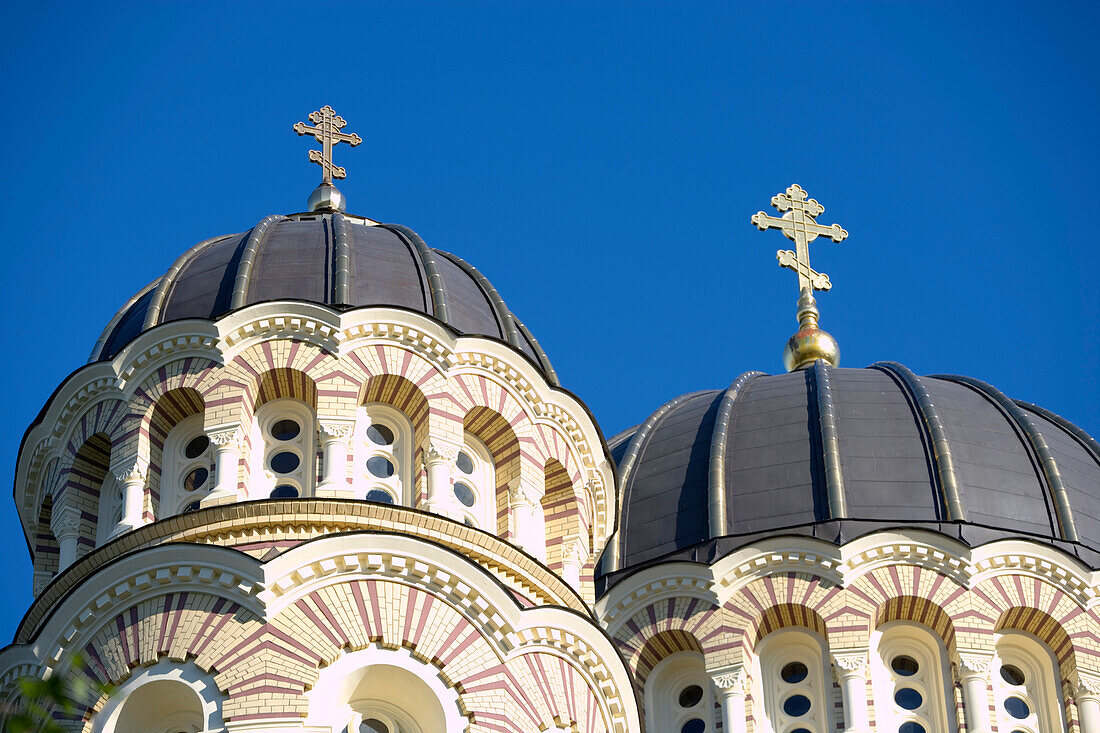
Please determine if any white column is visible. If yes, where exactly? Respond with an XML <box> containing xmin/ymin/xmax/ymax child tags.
<box><xmin>833</xmin><ymin>652</ymin><xmax>871</xmax><ymax>733</ymax></box>
<box><xmin>316</xmin><ymin>419</ymin><xmax>354</xmax><ymax>497</ymax></box>
<box><xmin>509</xmin><ymin>480</ymin><xmax>544</xmax><ymax>559</ymax></box>
<box><xmin>110</xmin><ymin>456</ymin><xmax>148</xmax><ymax>536</ymax></box>
<box><xmin>1076</xmin><ymin>674</ymin><xmax>1100</xmax><ymax>733</ymax></box>
<box><xmin>51</xmin><ymin>505</ymin><xmax>82</xmax><ymax>571</ymax></box>
<box><xmin>561</xmin><ymin>536</ymin><xmax>589</xmax><ymax>590</ymax></box>
<box><xmin>957</xmin><ymin>653</ymin><xmax>993</xmax><ymax>733</ymax></box>
<box><xmin>424</xmin><ymin>442</ymin><xmax>461</xmax><ymax>520</ymax></box>
<box><xmin>204</xmin><ymin>426</ymin><xmax>243</xmax><ymax>505</ymax></box>
<box><xmin>713</xmin><ymin>666</ymin><xmax>749</xmax><ymax>732</ymax></box>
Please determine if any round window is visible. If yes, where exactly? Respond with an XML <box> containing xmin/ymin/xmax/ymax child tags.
<box><xmin>183</xmin><ymin>500</ymin><xmax>201</xmax><ymax>513</ymax></box>
<box><xmin>899</xmin><ymin>723</ymin><xmax>926</xmax><ymax>733</ymax></box>
<box><xmin>680</xmin><ymin>719</ymin><xmax>705</xmax><ymax>733</ymax></box>
<box><xmin>463</xmin><ymin>517</ymin><xmax>477</xmax><ymax>528</ymax></box>
<box><xmin>1004</xmin><ymin>696</ymin><xmax>1030</xmax><ymax>719</ymax></box>
<box><xmin>184</xmin><ymin>435</ymin><xmax>209</xmax><ymax>459</ymax></box>
<box><xmin>783</xmin><ymin>694</ymin><xmax>811</xmax><ymax>717</ymax></box>
<box><xmin>456</xmin><ymin>451</ymin><xmax>474</xmax><ymax>474</ymax></box>
<box><xmin>183</xmin><ymin>467</ymin><xmax>208</xmax><ymax>492</ymax></box>
<box><xmin>678</xmin><ymin>684</ymin><xmax>703</xmax><ymax>708</ymax></box>
<box><xmin>270</xmin><ymin>451</ymin><xmax>300</xmax><ymax>474</ymax></box>
<box><xmin>270</xmin><ymin>419</ymin><xmax>301</xmax><ymax>441</ymax></box>
<box><xmin>1000</xmin><ymin>664</ymin><xmax>1026</xmax><ymax>686</ymax></box>
<box><xmin>781</xmin><ymin>661</ymin><xmax>808</xmax><ymax>683</ymax></box>
<box><xmin>366</xmin><ymin>456</ymin><xmax>395</xmax><ymax>478</ymax></box>
<box><xmin>365</xmin><ymin>488</ymin><xmax>395</xmax><ymax>504</ymax></box>
<box><xmin>454</xmin><ymin>481</ymin><xmax>476</xmax><ymax>507</ymax></box>
<box><xmin>895</xmin><ymin>687</ymin><xmax>923</xmax><ymax>710</ymax></box>
<box><xmin>366</xmin><ymin>424</ymin><xmax>394</xmax><ymax>446</ymax></box>
<box><xmin>361</xmin><ymin>719</ymin><xmax>389</xmax><ymax>733</ymax></box>
<box><xmin>891</xmin><ymin>655</ymin><xmax>920</xmax><ymax>676</ymax></box>
<box><xmin>270</xmin><ymin>485</ymin><xmax>299</xmax><ymax>498</ymax></box>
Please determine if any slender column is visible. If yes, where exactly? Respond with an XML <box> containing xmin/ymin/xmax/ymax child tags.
<box><xmin>713</xmin><ymin>666</ymin><xmax>749</xmax><ymax>733</ymax></box>
<box><xmin>561</xmin><ymin>536</ymin><xmax>588</xmax><ymax>590</ymax></box>
<box><xmin>957</xmin><ymin>653</ymin><xmax>993</xmax><ymax>733</ymax></box>
<box><xmin>424</xmin><ymin>442</ymin><xmax>461</xmax><ymax>520</ymax></box>
<box><xmin>316</xmin><ymin>419</ymin><xmax>354</xmax><ymax>498</ymax></box>
<box><xmin>509</xmin><ymin>480</ymin><xmax>544</xmax><ymax>559</ymax></box>
<box><xmin>1076</xmin><ymin>674</ymin><xmax>1100</xmax><ymax>733</ymax></box>
<box><xmin>833</xmin><ymin>652</ymin><xmax>871</xmax><ymax>733</ymax></box>
<box><xmin>204</xmin><ymin>426</ymin><xmax>244</xmax><ymax>505</ymax></box>
<box><xmin>110</xmin><ymin>456</ymin><xmax>148</xmax><ymax>536</ymax></box>
<box><xmin>51</xmin><ymin>505</ymin><xmax>82</xmax><ymax>571</ymax></box>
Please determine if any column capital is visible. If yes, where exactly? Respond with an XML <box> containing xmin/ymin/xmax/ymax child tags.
<box><xmin>50</xmin><ymin>505</ymin><xmax>82</xmax><ymax>541</ymax></box>
<box><xmin>424</xmin><ymin>442</ymin><xmax>460</xmax><ymax>467</ymax></box>
<box><xmin>508</xmin><ymin>479</ymin><xmax>541</xmax><ymax>508</ymax></box>
<box><xmin>208</xmin><ymin>425</ymin><xmax>244</xmax><ymax>448</ymax></box>
<box><xmin>712</xmin><ymin>666</ymin><xmax>750</xmax><ymax>697</ymax></box>
<box><xmin>563</xmin><ymin>536</ymin><xmax>590</xmax><ymax>565</ymax></box>
<box><xmin>1075</xmin><ymin>672</ymin><xmax>1100</xmax><ymax>699</ymax></box>
<box><xmin>317</xmin><ymin>418</ymin><xmax>355</xmax><ymax>441</ymax></box>
<box><xmin>957</xmin><ymin>652</ymin><xmax>994</xmax><ymax>680</ymax></box>
<box><xmin>32</xmin><ymin>570</ymin><xmax>53</xmax><ymax>597</ymax></box>
<box><xmin>111</xmin><ymin>455</ymin><xmax>149</xmax><ymax>484</ymax></box>
<box><xmin>832</xmin><ymin>651</ymin><xmax>869</xmax><ymax>678</ymax></box>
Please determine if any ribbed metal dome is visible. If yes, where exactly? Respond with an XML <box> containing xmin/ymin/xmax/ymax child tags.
<box><xmin>603</xmin><ymin>361</ymin><xmax>1100</xmax><ymax>581</ymax></box>
<box><xmin>89</xmin><ymin>212</ymin><xmax>557</xmax><ymax>383</ymax></box>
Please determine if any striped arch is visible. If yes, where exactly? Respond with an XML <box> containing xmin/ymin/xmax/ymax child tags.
<box><xmin>59</xmin><ymin>399</ymin><xmax>129</xmax><ymax>475</ymax></box>
<box><xmin>65</xmin><ymin>433</ymin><xmax>112</xmax><ymax>557</ymax></box>
<box><xmin>32</xmin><ymin>494</ymin><xmax>58</xmax><ymax>577</ymax></box>
<box><xmin>255</xmin><ymin>367</ymin><xmax>318</xmax><ymax>409</ymax></box>
<box><xmin>754</xmin><ymin>603</ymin><xmax>829</xmax><ymax>647</ymax></box>
<box><xmin>874</xmin><ymin>596</ymin><xmax>957</xmax><ymax>656</ymax></box>
<box><xmin>361</xmin><ymin>374</ymin><xmax>431</xmax><ymax>505</ymax></box>
<box><xmin>347</xmin><ymin>342</ymin><xmax>452</xmax><ymax>442</ymax></box>
<box><xmin>631</xmin><ymin>630</ymin><xmax>705</xmax><ymax>691</ymax></box>
<box><xmin>542</xmin><ymin>458</ymin><xmax>585</xmax><ymax>577</ymax></box>
<box><xmin>464</xmin><ymin>406</ymin><xmax>521</xmax><ymax>537</ymax></box>
<box><xmin>613</xmin><ymin>596</ymin><xmax>726</xmax><ymax>685</ymax></box>
<box><xmin>145</xmin><ymin>388</ymin><xmax>205</xmax><ymax>521</ymax></box>
<box><xmin>996</xmin><ymin>606</ymin><xmax>1078</xmax><ymax>681</ymax></box>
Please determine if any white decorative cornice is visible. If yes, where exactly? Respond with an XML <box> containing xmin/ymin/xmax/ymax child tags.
<box><xmin>507</xmin><ymin>480</ymin><xmax>541</xmax><ymax>509</ymax></box>
<box><xmin>317</xmin><ymin>419</ymin><xmax>355</xmax><ymax>440</ymax></box>
<box><xmin>50</xmin><ymin>506</ymin><xmax>82</xmax><ymax>540</ymax></box>
<box><xmin>424</xmin><ymin>442</ymin><xmax>460</xmax><ymax>467</ymax></box>
<box><xmin>208</xmin><ymin>426</ymin><xmax>244</xmax><ymax>448</ymax></box>
<box><xmin>111</xmin><ymin>456</ymin><xmax>149</xmax><ymax>484</ymax></box>
<box><xmin>1075</xmin><ymin>672</ymin><xmax>1100</xmax><ymax>698</ymax></box>
<box><xmin>832</xmin><ymin>652</ymin><xmax>869</xmax><ymax>677</ymax></box>
<box><xmin>957</xmin><ymin>652</ymin><xmax>994</xmax><ymax>679</ymax></box>
<box><xmin>712</xmin><ymin>666</ymin><xmax>750</xmax><ymax>695</ymax></box>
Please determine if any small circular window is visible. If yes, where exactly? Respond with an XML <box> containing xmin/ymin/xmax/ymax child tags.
<box><xmin>183</xmin><ymin>500</ymin><xmax>201</xmax><ymax>513</ymax></box>
<box><xmin>270</xmin><ymin>419</ymin><xmax>301</xmax><ymax>441</ymax></box>
<box><xmin>783</xmin><ymin>694</ymin><xmax>811</xmax><ymax>717</ymax></box>
<box><xmin>366</xmin><ymin>456</ymin><xmax>395</xmax><ymax>478</ymax></box>
<box><xmin>184</xmin><ymin>435</ymin><xmax>209</xmax><ymax>459</ymax></box>
<box><xmin>781</xmin><ymin>661</ymin><xmax>808</xmax><ymax>683</ymax></box>
<box><xmin>1000</xmin><ymin>664</ymin><xmax>1026</xmax><ymax>686</ymax></box>
<box><xmin>454</xmin><ymin>481</ymin><xmax>476</xmax><ymax>507</ymax></box>
<box><xmin>366</xmin><ymin>424</ymin><xmax>394</xmax><ymax>446</ymax></box>
<box><xmin>680</xmin><ymin>720</ymin><xmax>705</xmax><ymax>733</ymax></box>
<box><xmin>270</xmin><ymin>485</ymin><xmax>299</xmax><ymax>499</ymax></box>
<box><xmin>899</xmin><ymin>724</ymin><xmax>926</xmax><ymax>733</ymax></box>
<box><xmin>270</xmin><ymin>451</ymin><xmax>300</xmax><ymax>474</ymax></box>
<box><xmin>365</xmin><ymin>488</ymin><xmax>395</xmax><ymax>504</ymax></box>
<box><xmin>895</xmin><ymin>687</ymin><xmax>923</xmax><ymax>710</ymax></box>
<box><xmin>361</xmin><ymin>719</ymin><xmax>389</xmax><ymax>733</ymax></box>
<box><xmin>456</xmin><ymin>451</ymin><xmax>474</xmax><ymax>474</ymax></box>
<box><xmin>1004</xmin><ymin>696</ymin><xmax>1030</xmax><ymax>719</ymax></box>
<box><xmin>678</xmin><ymin>684</ymin><xmax>703</xmax><ymax>708</ymax></box>
<box><xmin>891</xmin><ymin>655</ymin><xmax>920</xmax><ymax>676</ymax></box>
<box><xmin>183</xmin><ymin>467</ymin><xmax>209</xmax><ymax>492</ymax></box>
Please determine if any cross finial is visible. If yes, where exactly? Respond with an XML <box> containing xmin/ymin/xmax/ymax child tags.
<box><xmin>293</xmin><ymin>105</ymin><xmax>362</xmax><ymax>185</ymax></box>
<box><xmin>751</xmin><ymin>184</ymin><xmax>849</xmax><ymax>371</ymax></box>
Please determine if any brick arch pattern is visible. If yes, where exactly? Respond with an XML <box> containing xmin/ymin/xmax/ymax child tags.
<box><xmin>543</xmin><ymin>459</ymin><xmax>581</xmax><ymax>577</ymax></box>
<box><xmin>144</xmin><ymin>387</ymin><xmax>205</xmax><ymax>522</ymax></box>
<box><xmin>66</xmin><ymin>434</ymin><xmax>112</xmax><ymax>558</ymax></box>
<box><xmin>361</xmin><ymin>373</ymin><xmax>431</xmax><ymax>506</ymax></box>
<box><xmin>755</xmin><ymin>603</ymin><xmax>829</xmax><ymax>647</ymax></box>
<box><xmin>874</xmin><ymin>595</ymin><xmax>957</xmax><ymax>657</ymax></box>
<box><xmin>464</xmin><ymin>406</ymin><xmax>521</xmax><ymax>538</ymax></box>
<box><xmin>997</xmin><ymin>606</ymin><xmax>1078</xmax><ymax>682</ymax></box>
<box><xmin>613</xmin><ymin>596</ymin><xmax>726</xmax><ymax>687</ymax></box>
<box><xmin>32</xmin><ymin>494</ymin><xmax>58</xmax><ymax>578</ymax></box>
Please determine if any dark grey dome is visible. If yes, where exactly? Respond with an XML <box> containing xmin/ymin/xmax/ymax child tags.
<box><xmin>601</xmin><ymin>361</ymin><xmax>1100</xmax><ymax>584</ymax></box>
<box><xmin>90</xmin><ymin>212</ymin><xmax>557</xmax><ymax>383</ymax></box>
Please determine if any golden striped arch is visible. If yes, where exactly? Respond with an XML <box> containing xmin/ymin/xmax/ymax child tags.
<box><xmin>875</xmin><ymin>596</ymin><xmax>956</xmax><ymax>654</ymax></box>
<box><xmin>997</xmin><ymin>606</ymin><xmax>1076</xmax><ymax>679</ymax></box>
<box><xmin>255</xmin><ymin>367</ymin><xmax>318</xmax><ymax>408</ymax></box>
<box><xmin>633</xmin><ymin>629</ymin><xmax>705</xmax><ymax>688</ymax></box>
<box><xmin>754</xmin><ymin>603</ymin><xmax>828</xmax><ymax>646</ymax></box>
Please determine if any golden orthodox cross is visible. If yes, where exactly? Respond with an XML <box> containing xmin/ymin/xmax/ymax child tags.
<box><xmin>751</xmin><ymin>184</ymin><xmax>848</xmax><ymax>294</ymax></box>
<box><xmin>293</xmin><ymin>105</ymin><xmax>362</xmax><ymax>184</ymax></box>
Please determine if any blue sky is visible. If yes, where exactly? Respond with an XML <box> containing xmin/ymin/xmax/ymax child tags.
<box><xmin>1</xmin><ymin>2</ymin><xmax>1098</xmax><ymax>640</ymax></box>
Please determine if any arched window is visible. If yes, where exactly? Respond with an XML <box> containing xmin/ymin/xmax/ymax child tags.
<box><xmin>871</xmin><ymin>622</ymin><xmax>955</xmax><ymax>733</ymax></box>
<box><xmin>453</xmin><ymin>435</ymin><xmax>495</xmax><ymax>529</ymax></box>
<box><xmin>355</xmin><ymin>403</ymin><xmax>414</xmax><ymax>506</ymax></box>
<box><xmin>993</xmin><ymin>632</ymin><xmax>1066</xmax><ymax>733</ymax></box>
<box><xmin>94</xmin><ymin>472</ymin><xmax>122</xmax><ymax>546</ymax></box>
<box><xmin>161</xmin><ymin>414</ymin><xmax>214</xmax><ymax>516</ymax></box>
<box><xmin>252</xmin><ymin>398</ymin><xmax>316</xmax><ymax>499</ymax></box>
<box><xmin>755</xmin><ymin>629</ymin><xmax>832</xmax><ymax>733</ymax></box>
<box><xmin>644</xmin><ymin>651</ymin><xmax>715</xmax><ymax>732</ymax></box>
<box><xmin>90</xmin><ymin>660</ymin><xmax>223</xmax><ymax>733</ymax></box>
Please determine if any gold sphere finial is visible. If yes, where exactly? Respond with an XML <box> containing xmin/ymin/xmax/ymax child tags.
<box><xmin>782</xmin><ymin>291</ymin><xmax>840</xmax><ymax>372</ymax></box>
<box><xmin>750</xmin><ymin>184</ymin><xmax>848</xmax><ymax>373</ymax></box>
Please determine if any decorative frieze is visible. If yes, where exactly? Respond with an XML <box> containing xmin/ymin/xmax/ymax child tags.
<box><xmin>712</xmin><ymin>666</ymin><xmax>750</xmax><ymax>695</ymax></box>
